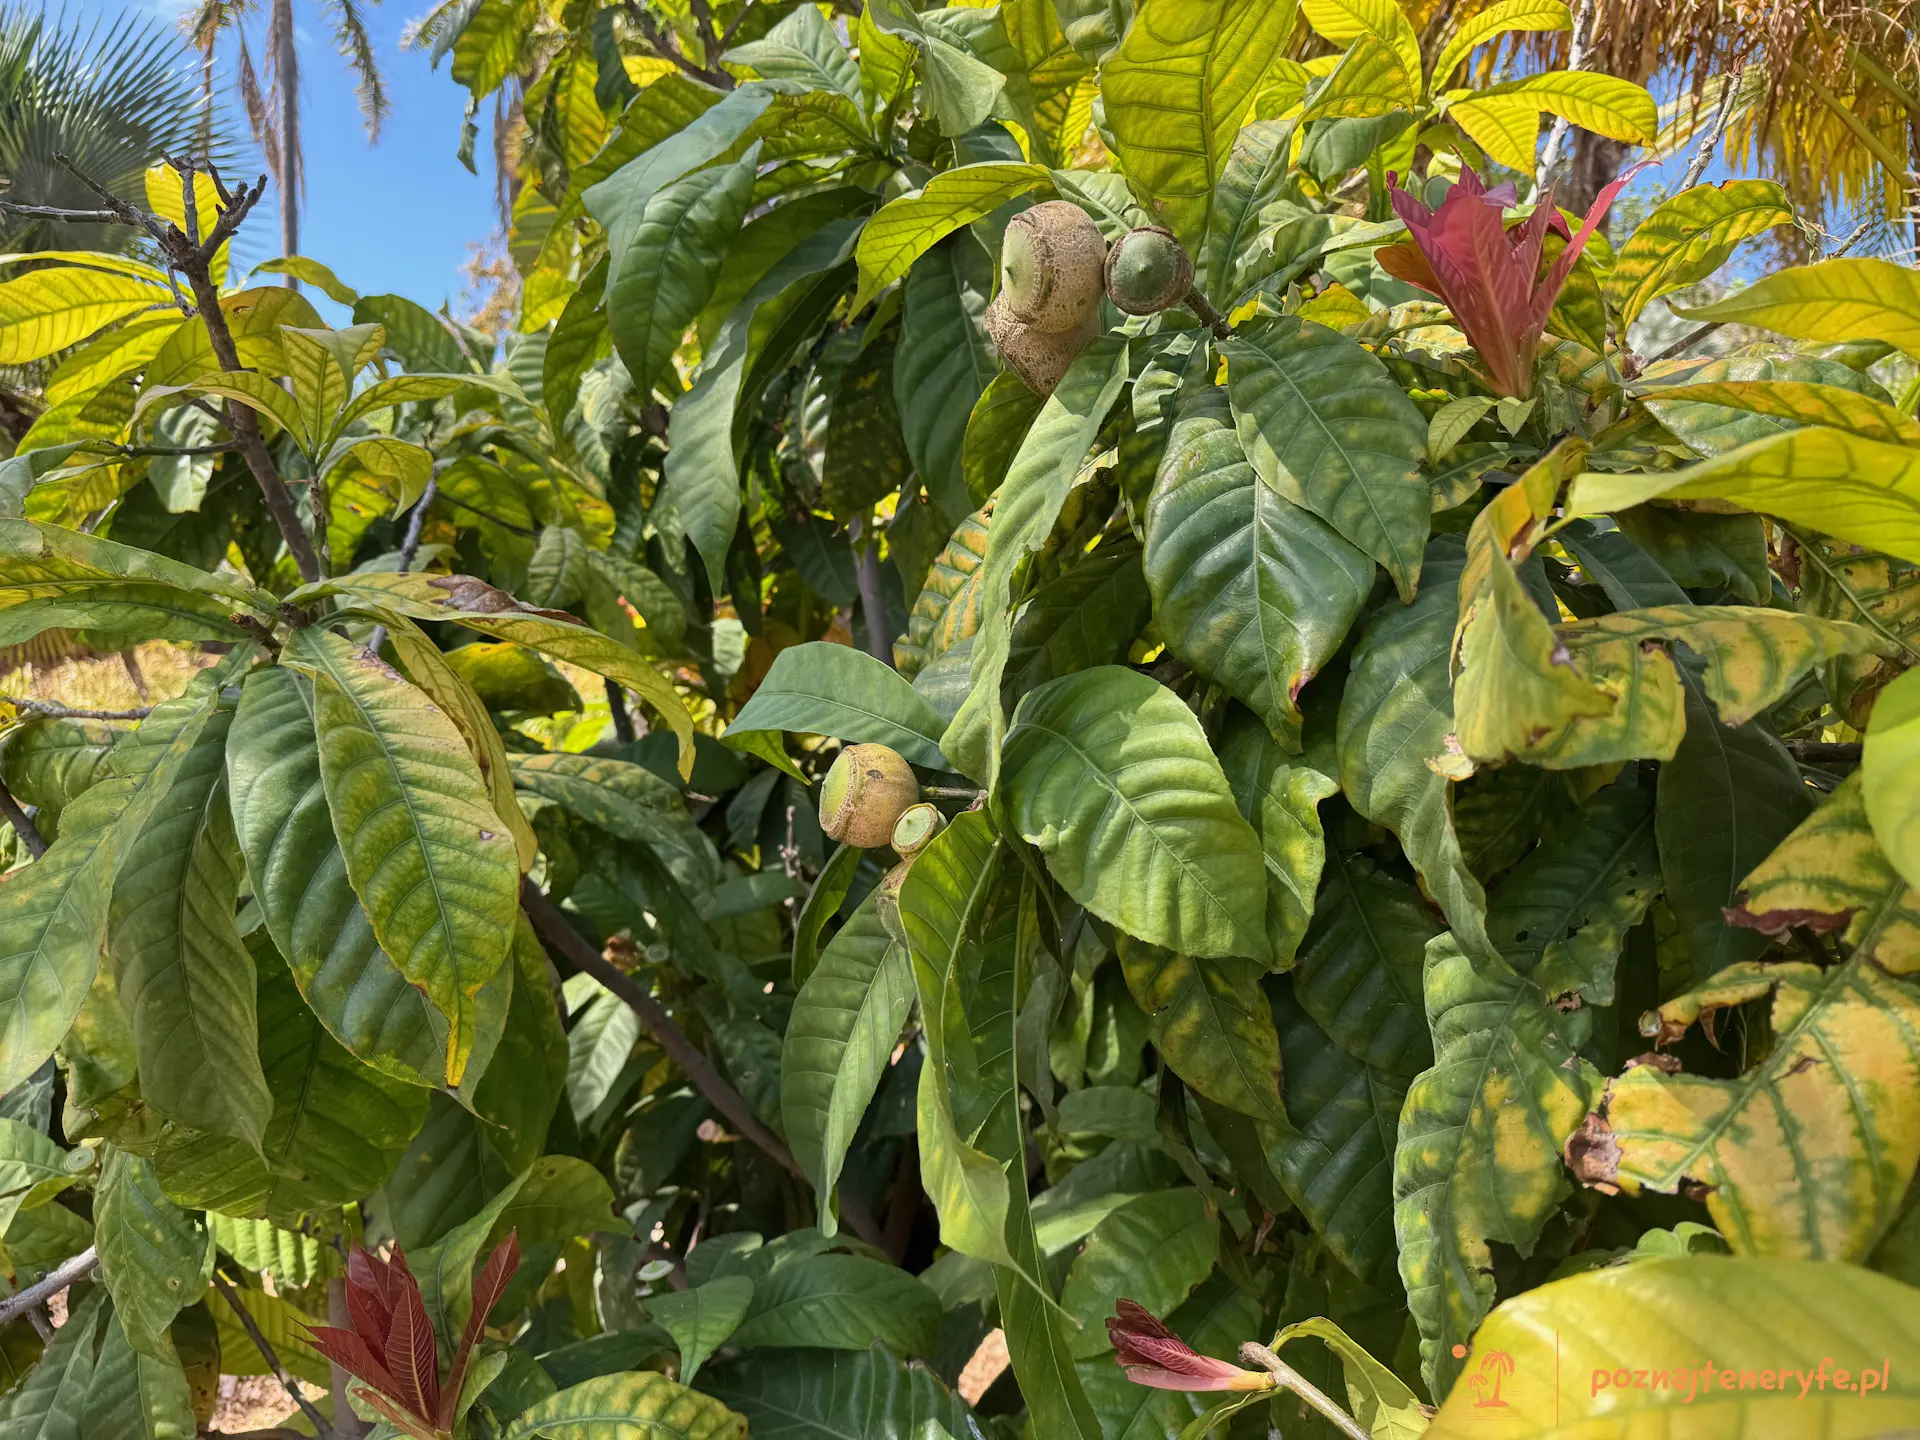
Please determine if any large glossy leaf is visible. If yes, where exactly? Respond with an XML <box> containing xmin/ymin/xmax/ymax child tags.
<box><xmin>943</xmin><ymin>337</ymin><xmax>1130</xmax><ymax>784</ymax></box>
<box><xmin>1003</xmin><ymin>666</ymin><xmax>1268</xmax><ymax>960</ymax></box>
<box><xmin>0</xmin><ymin>1286</ymin><xmax>103</xmax><ymax>1439</ymax></box>
<box><xmin>1118</xmin><ymin>937</ymin><xmax>1285</xmax><ymax>1125</ymax></box>
<box><xmin>703</xmin><ymin>1347</ymin><xmax>978</xmax><ymax>1439</ymax></box>
<box><xmin>1145</xmin><ymin>389</ymin><xmax>1374</xmax><ymax>749</ymax></box>
<box><xmin>1394</xmin><ymin>934</ymin><xmax>1598</xmax><ymax>1395</ymax></box>
<box><xmin>852</xmin><ymin>163</ymin><xmax>1050</xmax><ymax>309</ymax></box>
<box><xmin>1005</xmin><ymin>537</ymin><xmax>1154</xmax><ymax>693</ymax></box>
<box><xmin>1656</xmin><ymin>672</ymin><xmax>1810</xmax><ymax>984</ymax></box>
<box><xmin>95</xmin><ymin>1149</ymin><xmax>212</xmax><ymax>1355</ymax></box>
<box><xmin>1426</xmin><ymin>1257</ymin><xmax>1920</xmax><ymax>1437</ymax></box>
<box><xmin>1225</xmin><ymin>315</ymin><xmax>1430</xmax><ymax>601</ymax></box>
<box><xmin>1671</xmin><ymin>256</ymin><xmax>1920</xmax><ymax>358</ymax></box>
<box><xmin>500</xmin><ymin>1371</ymin><xmax>747</xmax><ymax>1439</ymax></box>
<box><xmin>1100</xmin><ymin>0</ymin><xmax>1300</xmax><ymax>247</ymax></box>
<box><xmin>0</xmin><ymin>1117</ymin><xmax>78</xmax><ymax>1236</ymax></box>
<box><xmin>896</xmin><ymin>236</ymin><xmax>998</xmax><ymax>519</ymax></box>
<box><xmin>283</xmin><ymin>627</ymin><xmax>520</xmax><ymax>1087</ymax></box>
<box><xmin>107</xmin><ymin>697</ymin><xmax>269</xmax><ymax>1147</ymax></box>
<box><xmin>1865</xmin><ymin>663</ymin><xmax>1920</xmax><ymax>896</ymax></box>
<box><xmin>1583</xmin><ymin>956</ymin><xmax>1920</xmax><ymax>1262</ymax></box>
<box><xmin>509</xmin><ymin>752</ymin><xmax>719</xmax><ymax>895</ymax></box>
<box><xmin>1058</xmin><ymin>1188</ymin><xmax>1217</xmax><ymax>1359</ymax></box>
<box><xmin>730</xmin><ymin>1253</ymin><xmax>941</xmax><ymax>1355</ymax></box>
<box><xmin>0</xmin><ymin>673</ymin><xmax>230</xmax><ymax>1094</ymax></box>
<box><xmin>295</xmin><ymin>570</ymin><xmax>696</xmax><ymax>775</ymax></box>
<box><xmin>1217</xmin><ymin>711</ymin><xmax>1341</xmax><ymax>967</ymax></box>
<box><xmin>1337</xmin><ymin>534</ymin><xmax>1494</xmax><ymax>959</ymax></box>
<box><xmin>1635</xmin><ymin>352</ymin><xmax>1890</xmax><ymax>457</ymax></box>
<box><xmin>1644</xmin><ymin>378</ymin><xmax>1920</xmax><ymax>449</ymax></box>
<box><xmin>208</xmin><ymin>1213</ymin><xmax>331</xmax><ymax>1288</ymax></box>
<box><xmin>1570</xmin><ymin>425</ymin><xmax>1920</xmax><ymax>568</ymax></box>
<box><xmin>724</xmin><ymin>642</ymin><xmax>948</xmax><ymax>771</ymax></box>
<box><xmin>1605</xmin><ymin>180</ymin><xmax>1793</xmax><ymax>330</ymax></box>
<box><xmin>1728</xmin><ymin>773</ymin><xmax>1920</xmax><ymax>974</ymax></box>
<box><xmin>82</xmin><ymin>1314</ymin><xmax>196</xmax><ymax>1440</ymax></box>
<box><xmin>781</xmin><ymin>894</ymin><xmax>911</xmax><ymax>1235</ymax></box>
<box><xmin>226</xmin><ymin>666</ymin><xmax>476</xmax><ymax>1089</ymax></box>
<box><xmin>0</xmin><ymin>267</ymin><xmax>167</xmax><ymax>365</ymax></box>
<box><xmin>646</xmin><ymin>1275</ymin><xmax>754</xmax><ymax>1385</ymax></box>
<box><xmin>608</xmin><ymin>152</ymin><xmax>759</xmax><ymax>400</ymax></box>
<box><xmin>1269</xmin><ymin>852</ymin><xmax>1436</xmax><ymax>1286</ymax></box>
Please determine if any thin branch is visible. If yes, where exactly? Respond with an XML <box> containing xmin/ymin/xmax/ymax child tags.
<box><xmin>1239</xmin><ymin>1343</ymin><xmax>1372</xmax><ymax>1440</ymax></box>
<box><xmin>620</xmin><ymin>0</ymin><xmax>731</xmax><ymax>86</ymax></box>
<box><xmin>1785</xmin><ymin>740</ymin><xmax>1862</xmax><ymax>763</ymax></box>
<box><xmin>0</xmin><ymin>202</ymin><xmax>124</xmax><ymax>225</ymax></box>
<box><xmin>1183</xmin><ymin>286</ymin><xmax>1233</xmax><ymax>341</ymax></box>
<box><xmin>1678</xmin><ymin>74</ymin><xmax>1741</xmax><ymax>191</ymax></box>
<box><xmin>212</xmin><ymin>1274</ymin><xmax>334</xmax><ymax>1439</ymax></box>
<box><xmin>368</xmin><ymin>475</ymin><xmax>438</xmax><ymax>655</ymax></box>
<box><xmin>1</xmin><ymin>695</ymin><xmax>154</xmax><ymax>720</ymax></box>
<box><xmin>1532</xmin><ymin>0</ymin><xmax>1594</xmax><ymax>199</ymax></box>
<box><xmin>114</xmin><ymin>441</ymin><xmax>240</xmax><ymax>459</ymax></box>
<box><xmin>436</xmin><ymin>490</ymin><xmax>537</xmax><ymax>536</ymax></box>
<box><xmin>688</xmin><ymin>0</ymin><xmax>722</xmax><ymax>72</ymax></box>
<box><xmin>0</xmin><ymin>780</ymin><xmax>46</xmax><ymax>859</ymax></box>
<box><xmin>0</xmin><ymin>1248</ymin><xmax>96</xmax><ymax>1328</ymax></box>
<box><xmin>519</xmin><ymin>880</ymin><xmax>887</xmax><ymax>1248</ymax></box>
<box><xmin>606</xmin><ymin>678</ymin><xmax>636</xmax><ymax>742</ymax></box>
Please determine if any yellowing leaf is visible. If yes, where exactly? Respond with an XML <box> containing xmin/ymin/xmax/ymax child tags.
<box><xmin>1431</xmin><ymin>0</ymin><xmax>1571</xmax><ymax>91</ymax></box>
<box><xmin>1302</xmin><ymin>34</ymin><xmax>1417</xmax><ymax>121</ymax></box>
<box><xmin>1865</xmin><ymin>663</ymin><xmax>1920</xmax><ymax>898</ymax></box>
<box><xmin>853</xmin><ymin>163</ymin><xmax>1051</xmax><ymax>310</ymax></box>
<box><xmin>1102</xmin><ymin>0</ymin><xmax>1301</xmax><ymax>247</ymax></box>
<box><xmin>1605</xmin><ymin>180</ymin><xmax>1793</xmax><ymax>330</ymax></box>
<box><xmin>1427</xmin><ymin>1257</ymin><xmax>1920</xmax><ymax>1437</ymax></box>
<box><xmin>1643</xmin><ymin>379</ymin><xmax>1920</xmax><ymax>447</ymax></box>
<box><xmin>1475</xmin><ymin>70</ymin><xmax>1659</xmax><ymax>142</ymax></box>
<box><xmin>1674</xmin><ymin>256</ymin><xmax>1920</xmax><ymax>358</ymax></box>
<box><xmin>1583</xmin><ymin>956</ymin><xmax>1920</xmax><ymax>1262</ymax></box>
<box><xmin>1447</xmin><ymin>92</ymin><xmax>1544</xmax><ymax>170</ymax></box>
<box><xmin>1300</xmin><ymin>0</ymin><xmax>1422</xmax><ymax>85</ymax></box>
<box><xmin>1569</xmin><ymin>426</ymin><xmax>1920</xmax><ymax>569</ymax></box>
<box><xmin>1728</xmin><ymin>774</ymin><xmax>1920</xmax><ymax>975</ymax></box>
<box><xmin>0</xmin><ymin>268</ymin><xmax>169</xmax><ymax>365</ymax></box>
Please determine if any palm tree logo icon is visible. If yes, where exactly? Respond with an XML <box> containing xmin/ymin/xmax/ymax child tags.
<box><xmin>1467</xmin><ymin>1350</ymin><xmax>1516</xmax><ymax>1408</ymax></box>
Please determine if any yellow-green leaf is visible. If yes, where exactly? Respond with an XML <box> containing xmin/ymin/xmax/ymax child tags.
<box><xmin>1302</xmin><ymin>34</ymin><xmax>1417</xmax><ymax>121</ymax></box>
<box><xmin>1300</xmin><ymin>0</ymin><xmax>1421</xmax><ymax>85</ymax></box>
<box><xmin>1272</xmin><ymin>1317</ymin><xmax>1428</xmax><ymax>1440</ymax></box>
<box><xmin>0</xmin><ymin>268</ymin><xmax>169</xmax><ymax>365</ymax></box>
<box><xmin>1605</xmin><ymin>180</ymin><xmax>1793</xmax><ymax>330</ymax></box>
<box><xmin>1426</xmin><ymin>1257</ymin><xmax>1920</xmax><ymax>1437</ymax></box>
<box><xmin>1102</xmin><ymin>0</ymin><xmax>1301</xmax><ymax>247</ymax></box>
<box><xmin>1447</xmin><ymin>92</ymin><xmax>1543</xmax><ymax>170</ymax></box>
<box><xmin>1673</xmin><ymin>256</ymin><xmax>1920</xmax><ymax>358</ymax></box>
<box><xmin>853</xmin><ymin>164</ymin><xmax>1051</xmax><ymax>311</ymax></box>
<box><xmin>1583</xmin><ymin>956</ymin><xmax>1920</xmax><ymax>1262</ymax></box>
<box><xmin>1643</xmin><ymin>379</ymin><xmax>1920</xmax><ymax>447</ymax></box>
<box><xmin>1431</xmin><ymin>0</ymin><xmax>1570</xmax><ymax>91</ymax></box>
<box><xmin>1473</xmin><ymin>69</ymin><xmax>1659</xmax><ymax>143</ymax></box>
<box><xmin>1865</xmin><ymin>663</ymin><xmax>1920</xmax><ymax>897</ymax></box>
<box><xmin>1728</xmin><ymin>773</ymin><xmax>1920</xmax><ymax>975</ymax></box>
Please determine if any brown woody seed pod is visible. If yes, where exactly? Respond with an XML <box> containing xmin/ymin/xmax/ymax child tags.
<box><xmin>999</xmin><ymin>200</ymin><xmax>1107</xmax><ymax>333</ymax></box>
<box><xmin>986</xmin><ymin>293</ymin><xmax>1102</xmax><ymax>397</ymax></box>
<box><xmin>1105</xmin><ymin>226</ymin><xmax>1194</xmax><ymax>315</ymax></box>
<box><xmin>818</xmin><ymin>743</ymin><xmax>919</xmax><ymax>849</ymax></box>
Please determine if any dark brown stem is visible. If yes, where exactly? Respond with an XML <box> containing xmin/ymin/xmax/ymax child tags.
<box><xmin>519</xmin><ymin>880</ymin><xmax>887</xmax><ymax>1248</ymax></box>
<box><xmin>848</xmin><ymin>515</ymin><xmax>892</xmax><ymax>665</ymax></box>
<box><xmin>620</xmin><ymin>1</ymin><xmax>732</xmax><ymax>86</ymax></box>
<box><xmin>1786</xmin><ymin>740</ymin><xmax>1863</xmax><ymax>763</ymax></box>
<box><xmin>606</xmin><ymin>679</ymin><xmax>635</xmax><ymax>742</ymax></box>
<box><xmin>213</xmin><ymin>1274</ymin><xmax>334</xmax><ymax>1439</ymax></box>
<box><xmin>230</xmin><ymin>613</ymin><xmax>284</xmax><ymax>658</ymax></box>
<box><xmin>1184</xmin><ymin>286</ymin><xmax>1232</xmax><ymax>341</ymax></box>
<box><xmin>1</xmin><ymin>778</ymin><xmax>47</xmax><ymax>860</ymax></box>
<box><xmin>1</xmin><ymin>696</ymin><xmax>152</xmax><ymax>721</ymax></box>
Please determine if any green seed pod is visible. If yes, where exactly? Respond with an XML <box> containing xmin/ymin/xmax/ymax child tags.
<box><xmin>892</xmin><ymin>801</ymin><xmax>945</xmax><ymax>857</ymax></box>
<box><xmin>1104</xmin><ymin>226</ymin><xmax>1194</xmax><ymax>315</ymax></box>
<box><xmin>819</xmin><ymin>743</ymin><xmax>919</xmax><ymax>849</ymax></box>
<box><xmin>876</xmin><ymin>856</ymin><xmax>914</xmax><ymax>945</ymax></box>
<box><xmin>986</xmin><ymin>293</ymin><xmax>1101</xmax><ymax>397</ymax></box>
<box><xmin>1000</xmin><ymin>200</ymin><xmax>1107</xmax><ymax>333</ymax></box>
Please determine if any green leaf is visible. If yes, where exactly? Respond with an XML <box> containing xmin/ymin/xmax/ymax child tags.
<box><xmin>1145</xmin><ymin>389</ymin><xmax>1375</xmax><ymax>750</ymax></box>
<box><xmin>1006</xmin><ymin>536</ymin><xmax>1154</xmax><ymax>693</ymax></box>
<box><xmin>282</xmin><ymin>627</ymin><xmax>520</xmax><ymax>1087</ymax></box>
<box><xmin>1635</xmin><ymin>352</ymin><xmax>1891</xmax><ymax>457</ymax></box>
<box><xmin>853</xmin><ymin>163</ymin><xmax>1051</xmax><ymax>311</ymax></box>
<box><xmin>731</xmin><ymin>1253</ymin><xmax>942</xmax><ymax>1355</ymax></box>
<box><xmin>791</xmin><ymin>842</ymin><xmax>862</xmax><ymax>990</ymax></box>
<box><xmin>1728</xmin><ymin>772</ymin><xmax>1920</xmax><ymax>975</ymax></box>
<box><xmin>0</xmin><ymin>1286</ymin><xmax>102</xmax><ymax>1439</ymax></box>
<box><xmin>0</xmin><ymin>1117</ymin><xmax>80</xmax><ymax>1237</ymax></box>
<box><xmin>722</xmin><ymin>641</ymin><xmax>948</xmax><ymax>772</ymax></box>
<box><xmin>702</xmin><ymin>1347</ymin><xmax>978</xmax><ymax>1439</ymax></box>
<box><xmin>726</xmin><ymin>4</ymin><xmax>861</xmax><ymax>100</ymax></box>
<box><xmin>1003</xmin><ymin>666</ymin><xmax>1269</xmax><ymax>961</ymax></box>
<box><xmin>226</xmin><ymin>665</ymin><xmax>473</xmax><ymax>1090</ymax></box>
<box><xmin>1272</xmin><ymin>1316</ymin><xmax>1428</xmax><ymax>1440</ymax></box>
<box><xmin>1472</xmin><ymin>68</ymin><xmax>1658</xmax><ymax>142</ymax></box>
<box><xmin>82</xmin><ymin>1314</ymin><xmax>196</xmax><ymax>1440</ymax></box>
<box><xmin>1425</xmin><ymin>1256</ymin><xmax>1920</xmax><ymax>1438</ymax></box>
<box><xmin>1865</xmin><ymin>664</ymin><xmax>1920</xmax><ymax>897</ymax></box>
<box><xmin>1336</xmin><ymin>535</ymin><xmax>1494</xmax><ymax>959</ymax></box>
<box><xmin>1302</xmin><ymin>34</ymin><xmax>1417</xmax><ymax>120</ymax></box>
<box><xmin>494</xmin><ymin>1153</ymin><xmax>616</xmax><ymax>1245</ymax></box>
<box><xmin>1430</xmin><ymin>0</ymin><xmax>1571</xmax><ymax>87</ymax></box>
<box><xmin>1225</xmin><ymin>315</ymin><xmax>1430</xmax><ymax>601</ymax></box>
<box><xmin>95</xmin><ymin>1149</ymin><xmax>212</xmax><ymax>1355</ymax></box>
<box><xmin>107</xmin><ymin>696</ymin><xmax>270</xmax><ymax>1148</ymax></box>
<box><xmin>1199</xmin><ymin>119</ymin><xmax>1299</xmax><ymax>307</ymax></box>
<box><xmin>1588</xmin><ymin>956</ymin><xmax>1920</xmax><ymax>1262</ymax></box>
<box><xmin>0</xmin><ymin>267</ymin><xmax>168</xmax><ymax>365</ymax></box>
<box><xmin>1657</xmin><ymin>671</ymin><xmax>1810</xmax><ymax>984</ymax></box>
<box><xmin>865</xmin><ymin>0</ymin><xmax>1006</xmax><ymax>137</ymax></box>
<box><xmin>1101</xmin><ymin>0</ymin><xmax>1301</xmax><ymax>247</ymax></box>
<box><xmin>646</xmin><ymin>1275</ymin><xmax>754</xmax><ymax>1384</ymax></box>
<box><xmin>208</xmin><ymin>1286</ymin><xmax>330</xmax><ymax>1387</ymax></box>
<box><xmin>1671</xmin><ymin>256</ymin><xmax>1920</xmax><ymax>358</ymax></box>
<box><xmin>1486</xmin><ymin>779</ymin><xmax>1662</xmax><ymax>1005</ymax></box>
<box><xmin>1394</xmin><ymin>934</ymin><xmax>1597</xmax><ymax>1396</ymax></box>
<box><xmin>1118</xmin><ymin>937</ymin><xmax>1285</xmax><ymax>1125</ymax></box>
<box><xmin>1604</xmin><ymin>180</ymin><xmax>1793</xmax><ymax>330</ymax></box>
<box><xmin>0</xmin><ymin>673</ymin><xmax>231</xmax><ymax>1093</ymax></box>
<box><xmin>1059</xmin><ymin>1188</ymin><xmax>1218</xmax><ymax>1358</ymax></box>
<box><xmin>499</xmin><ymin>1371</ymin><xmax>747</xmax><ymax>1440</ymax></box>
<box><xmin>896</xmin><ymin>236</ymin><xmax>998</xmax><ymax>520</ymax></box>
<box><xmin>1645</xmin><ymin>378</ymin><xmax>1920</xmax><ymax>449</ymax></box>
<box><xmin>942</xmin><ymin>338</ymin><xmax>1129</xmax><ymax>785</ymax></box>
<box><xmin>512</xmin><ymin>752</ymin><xmax>719</xmax><ymax>900</ymax></box>
<box><xmin>1269</xmin><ymin>852</ymin><xmax>1436</xmax><ymax>1286</ymax></box>
<box><xmin>608</xmin><ymin>152</ymin><xmax>760</xmax><ymax>401</ymax></box>
<box><xmin>207</xmin><ymin>1213</ymin><xmax>330</xmax><ymax>1288</ymax></box>
<box><xmin>782</xmin><ymin>895</ymin><xmax>912</xmax><ymax>1236</ymax></box>
<box><xmin>821</xmin><ymin>331</ymin><xmax>912</xmax><ymax>518</ymax></box>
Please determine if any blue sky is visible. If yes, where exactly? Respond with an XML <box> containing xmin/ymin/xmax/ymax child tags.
<box><xmin>70</xmin><ymin>0</ymin><xmax>502</xmax><ymax>321</ymax></box>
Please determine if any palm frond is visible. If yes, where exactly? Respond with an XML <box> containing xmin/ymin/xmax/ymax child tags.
<box><xmin>323</xmin><ymin>0</ymin><xmax>390</xmax><ymax>139</ymax></box>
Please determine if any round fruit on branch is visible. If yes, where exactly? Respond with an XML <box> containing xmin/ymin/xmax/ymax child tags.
<box><xmin>818</xmin><ymin>743</ymin><xmax>920</xmax><ymax>849</ymax></box>
<box><xmin>1105</xmin><ymin>226</ymin><xmax>1194</xmax><ymax>315</ymax></box>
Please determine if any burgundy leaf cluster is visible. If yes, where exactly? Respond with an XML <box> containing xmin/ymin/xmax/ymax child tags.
<box><xmin>1107</xmin><ymin>1299</ymin><xmax>1274</xmax><ymax>1392</ymax></box>
<box><xmin>305</xmin><ymin>1232</ymin><xmax>519</xmax><ymax>1440</ymax></box>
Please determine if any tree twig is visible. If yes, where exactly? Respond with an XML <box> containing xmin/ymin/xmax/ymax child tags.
<box><xmin>519</xmin><ymin>880</ymin><xmax>887</xmax><ymax>1248</ymax></box>
<box><xmin>620</xmin><ymin>1</ymin><xmax>731</xmax><ymax>86</ymax></box>
<box><xmin>1533</xmin><ymin>0</ymin><xmax>1594</xmax><ymax>198</ymax></box>
<box><xmin>0</xmin><ymin>778</ymin><xmax>47</xmax><ymax>859</ymax></box>
<box><xmin>1</xmin><ymin>695</ymin><xmax>154</xmax><ymax>721</ymax></box>
<box><xmin>1183</xmin><ymin>287</ymin><xmax>1232</xmax><ymax>341</ymax></box>
<box><xmin>1785</xmin><ymin>740</ymin><xmax>1862</xmax><ymax>764</ymax></box>
<box><xmin>0</xmin><ymin>1248</ymin><xmax>97</xmax><ymax>1327</ymax></box>
<box><xmin>848</xmin><ymin>515</ymin><xmax>892</xmax><ymax>666</ymax></box>
<box><xmin>367</xmin><ymin>474</ymin><xmax>438</xmax><ymax>656</ymax></box>
<box><xmin>1240</xmin><ymin>1343</ymin><xmax>1372</xmax><ymax>1440</ymax></box>
<box><xmin>436</xmin><ymin>490</ymin><xmax>536</xmax><ymax>536</ymax></box>
<box><xmin>1678</xmin><ymin>75</ymin><xmax>1741</xmax><ymax>191</ymax></box>
<box><xmin>212</xmin><ymin>1273</ymin><xmax>334</xmax><ymax>1439</ymax></box>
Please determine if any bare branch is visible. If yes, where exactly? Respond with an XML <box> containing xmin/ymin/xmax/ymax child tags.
<box><xmin>0</xmin><ymin>778</ymin><xmax>46</xmax><ymax>858</ymax></box>
<box><xmin>620</xmin><ymin>1</ymin><xmax>732</xmax><ymax>86</ymax></box>
<box><xmin>1</xmin><ymin>695</ymin><xmax>154</xmax><ymax>720</ymax></box>
<box><xmin>0</xmin><ymin>1248</ymin><xmax>96</xmax><ymax>1328</ymax></box>
<box><xmin>212</xmin><ymin>1274</ymin><xmax>335</xmax><ymax>1439</ymax></box>
<box><xmin>1678</xmin><ymin>73</ymin><xmax>1742</xmax><ymax>191</ymax></box>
